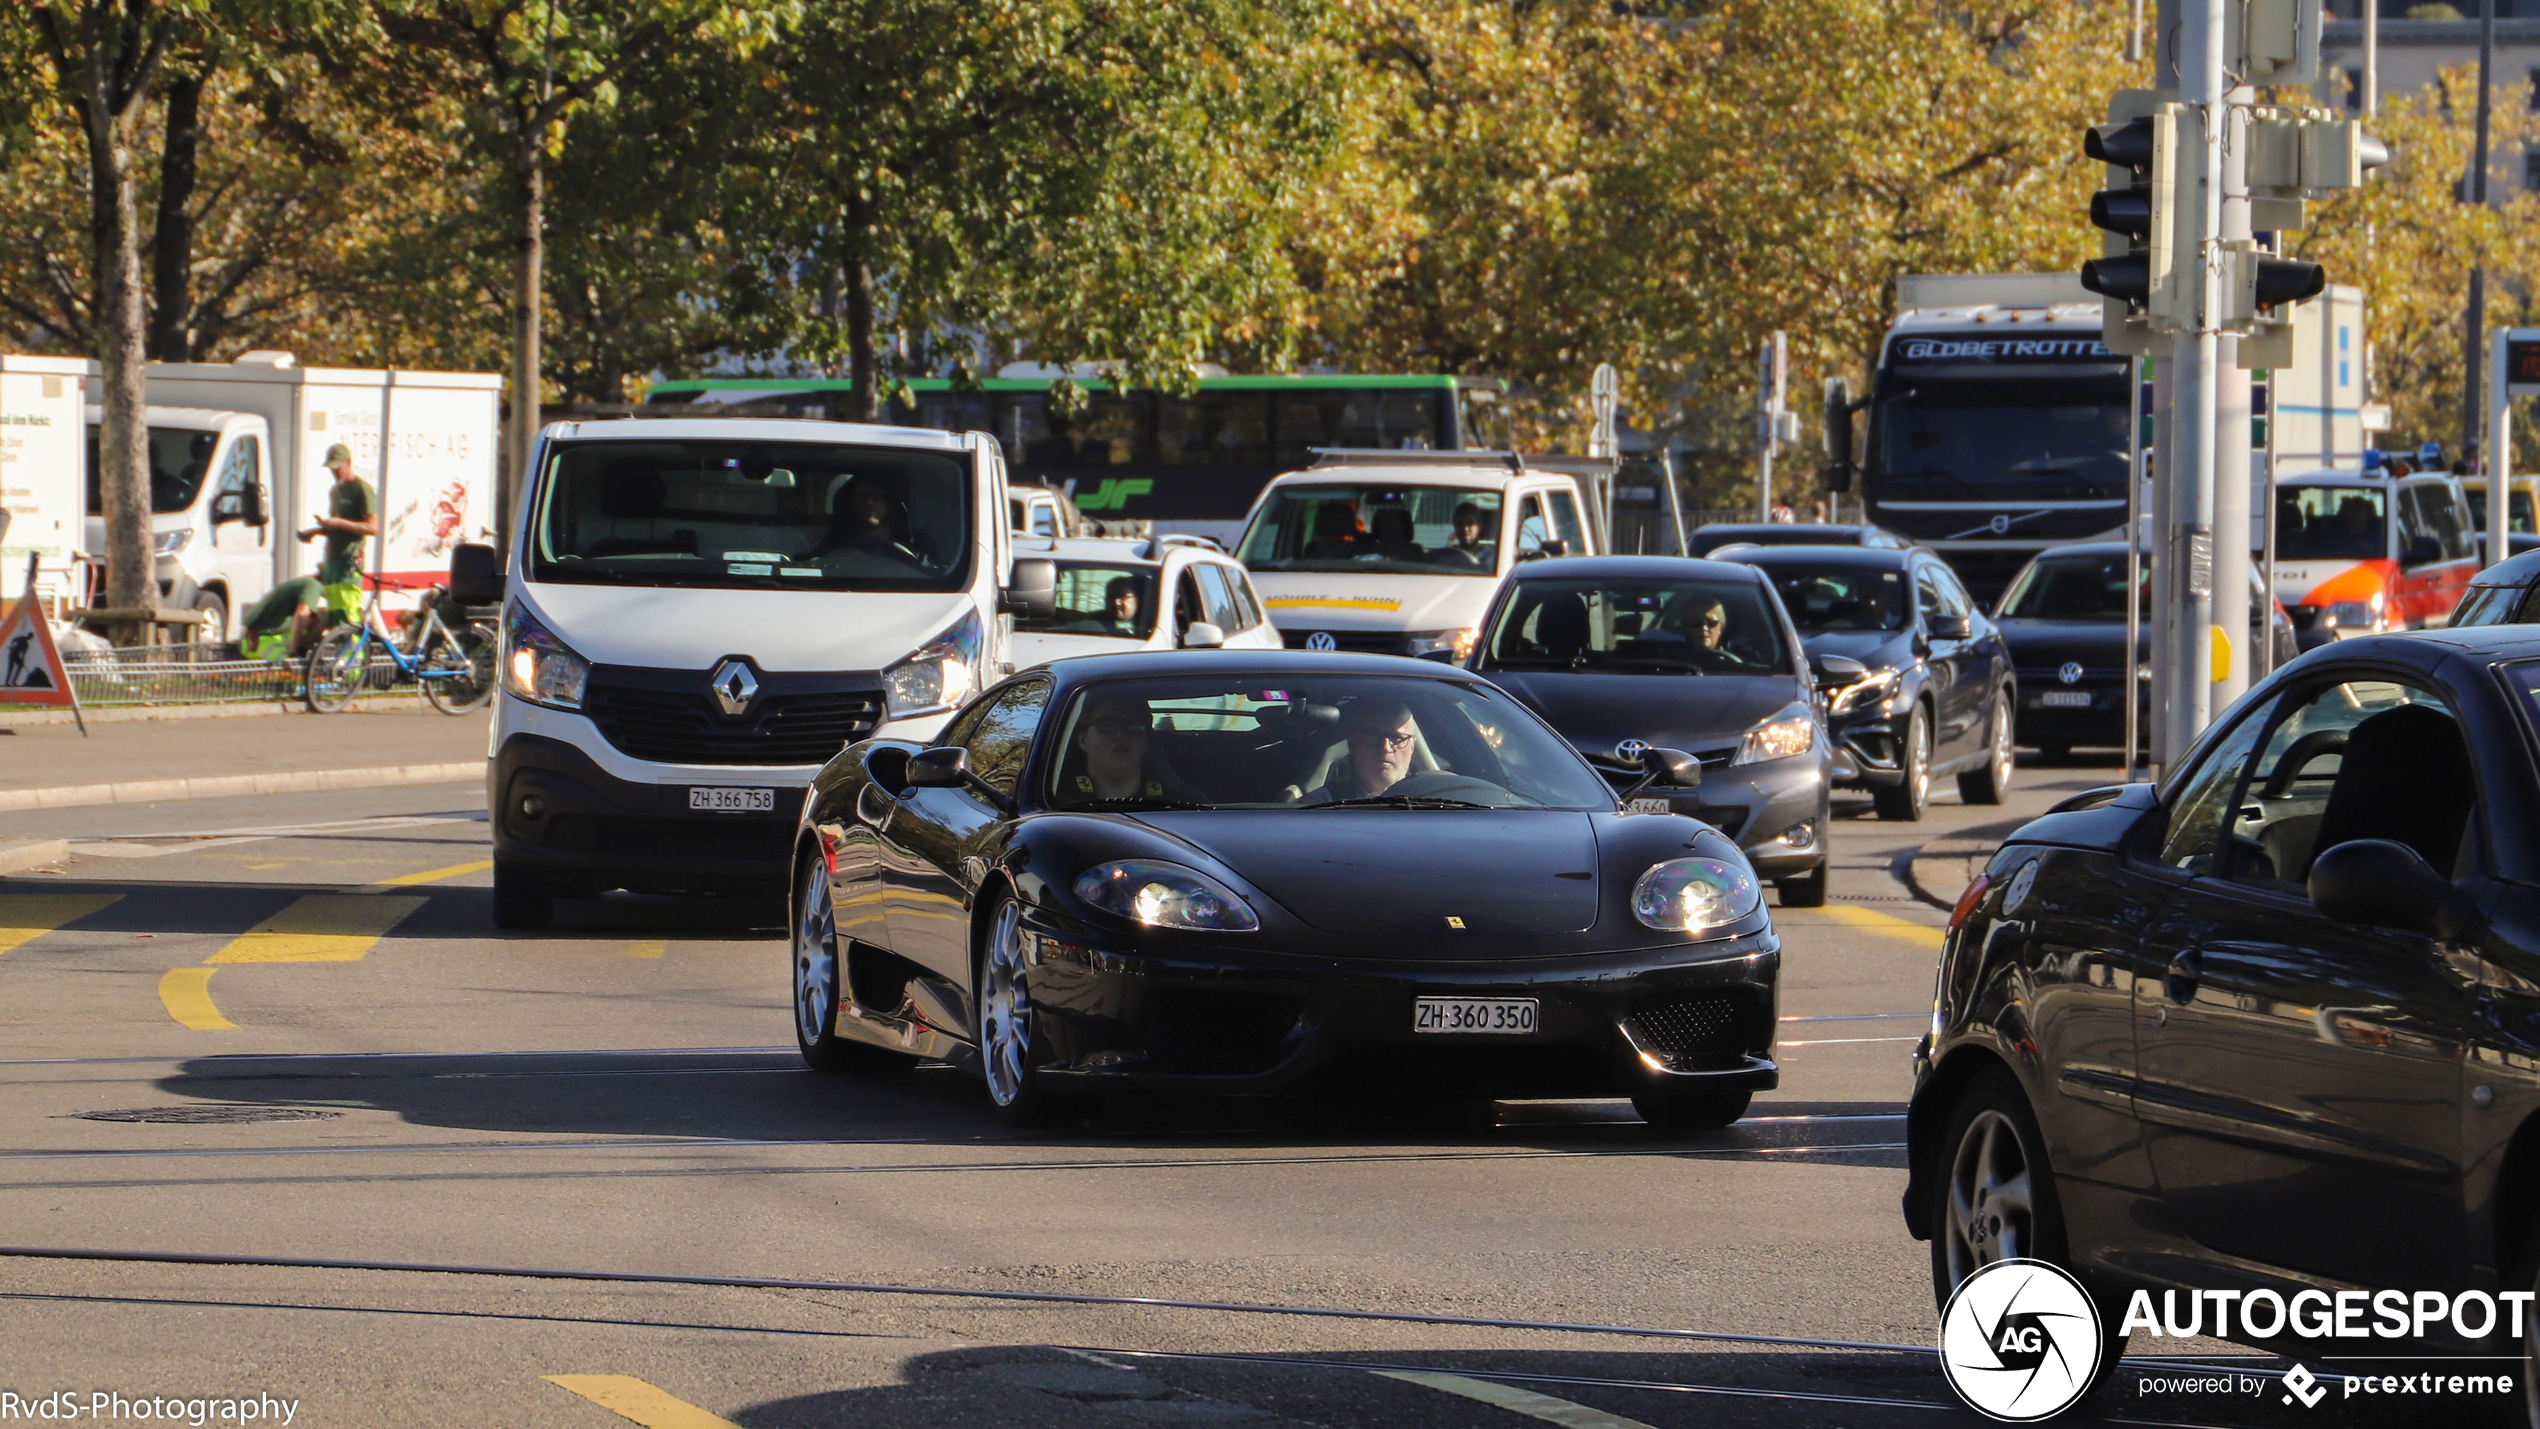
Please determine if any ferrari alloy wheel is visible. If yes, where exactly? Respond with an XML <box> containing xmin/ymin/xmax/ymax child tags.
<box><xmin>795</xmin><ymin>856</ymin><xmax>842</xmax><ymax>1058</ymax></box>
<box><xmin>978</xmin><ymin>895</ymin><xmax>1075</xmax><ymax>1125</ymax></box>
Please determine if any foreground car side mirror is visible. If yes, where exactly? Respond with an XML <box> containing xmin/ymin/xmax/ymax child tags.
<box><xmin>2309</xmin><ymin>838</ymin><xmax>2473</xmax><ymax>937</ymax></box>
<box><xmin>1622</xmin><ymin>746</ymin><xmax>1702</xmax><ymax>802</ymax></box>
<box><xmin>1811</xmin><ymin>652</ymin><xmax>1867</xmax><ymax>684</ymax></box>
<box><xmin>1001</xmin><ymin>557</ymin><xmax>1057</xmax><ymax>619</ymax></box>
<box><xmin>906</xmin><ymin>744</ymin><xmax>1014</xmax><ymax>813</ymax></box>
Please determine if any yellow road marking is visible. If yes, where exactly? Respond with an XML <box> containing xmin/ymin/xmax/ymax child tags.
<box><xmin>207</xmin><ymin>894</ymin><xmax>426</xmax><ymax>964</ymax></box>
<box><xmin>627</xmin><ymin>939</ymin><xmax>666</xmax><ymax>959</ymax></box>
<box><xmin>1789</xmin><ymin>903</ymin><xmax>1945</xmax><ymax>950</ymax></box>
<box><xmin>371</xmin><ymin>859</ymin><xmax>492</xmax><ymax>888</ymax></box>
<box><xmin>0</xmin><ymin>895</ymin><xmax>120</xmax><ymax>956</ymax></box>
<box><xmin>1378</xmin><ymin>1371</ymin><xmax>1660</xmax><ymax>1429</ymax></box>
<box><xmin>157</xmin><ymin>969</ymin><xmax>236</xmax><ymax>1030</ymax></box>
<box><xmin>544</xmin><ymin>1376</ymin><xmax>742</xmax><ymax>1429</ymax></box>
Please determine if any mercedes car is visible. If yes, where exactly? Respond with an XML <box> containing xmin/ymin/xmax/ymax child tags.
<box><xmin>790</xmin><ymin>651</ymin><xmax>1781</xmax><ymax>1128</ymax></box>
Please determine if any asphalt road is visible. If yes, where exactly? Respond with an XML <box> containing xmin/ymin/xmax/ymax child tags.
<box><xmin>0</xmin><ymin>756</ymin><xmax>2320</xmax><ymax>1429</ymax></box>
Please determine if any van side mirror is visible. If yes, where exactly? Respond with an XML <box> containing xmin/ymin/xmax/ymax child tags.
<box><xmin>1002</xmin><ymin>557</ymin><xmax>1056</xmax><ymax>618</ymax></box>
<box><xmin>449</xmin><ymin>543</ymin><xmax>505</xmax><ymax>607</ymax></box>
<box><xmin>1537</xmin><ymin>537</ymin><xmax>1567</xmax><ymax>558</ymax></box>
<box><xmin>2309</xmin><ymin>838</ymin><xmax>2475</xmax><ymax>937</ymax></box>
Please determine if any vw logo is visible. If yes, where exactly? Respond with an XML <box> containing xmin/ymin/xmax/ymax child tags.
<box><xmin>1938</xmin><ymin>1258</ymin><xmax>2104</xmax><ymax>1420</ymax></box>
<box><xmin>2058</xmin><ymin>661</ymin><xmax>2084</xmax><ymax>685</ymax></box>
<box><xmin>710</xmin><ymin>658</ymin><xmax>759</xmax><ymax>717</ymax></box>
<box><xmin>1304</xmin><ymin>631</ymin><xmax>1338</xmax><ymax>652</ymax></box>
<box><xmin>1614</xmin><ymin>738</ymin><xmax>1651</xmax><ymax>764</ymax></box>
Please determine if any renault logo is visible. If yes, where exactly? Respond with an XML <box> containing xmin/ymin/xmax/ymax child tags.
<box><xmin>2058</xmin><ymin>661</ymin><xmax>2084</xmax><ymax>685</ymax></box>
<box><xmin>1615</xmin><ymin>738</ymin><xmax>1651</xmax><ymax>763</ymax></box>
<box><xmin>711</xmin><ymin>659</ymin><xmax>759</xmax><ymax>716</ymax></box>
<box><xmin>1305</xmin><ymin>631</ymin><xmax>1337</xmax><ymax>652</ymax></box>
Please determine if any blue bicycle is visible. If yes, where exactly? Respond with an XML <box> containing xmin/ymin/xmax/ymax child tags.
<box><xmin>303</xmin><ymin>584</ymin><xmax>496</xmax><ymax>715</ymax></box>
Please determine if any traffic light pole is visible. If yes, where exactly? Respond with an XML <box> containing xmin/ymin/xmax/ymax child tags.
<box><xmin>2212</xmin><ymin>86</ymin><xmax>2255</xmax><ymax>717</ymax></box>
<box><xmin>2163</xmin><ymin>0</ymin><xmax>2227</xmax><ymax>762</ymax></box>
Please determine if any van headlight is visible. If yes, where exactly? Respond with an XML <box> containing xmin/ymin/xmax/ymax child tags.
<box><xmin>1074</xmin><ymin>860</ymin><xmax>1259</xmax><ymax>932</ymax></box>
<box><xmin>1404</xmin><ymin>627</ymin><xmax>1480</xmax><ymax>661</ymax></box>
<box><xmin>1632</xmin><ymin>856</ymin><xmax>1761</xmax><ymax>933</ymax></box>
<box><xmin>1733</xmin><ymin>706</ymin><xmax>1816</xmax><ymax>765</ymax></box>
<box><xmin>884</xmin><ymin>608</ymin><xmax>983</xmax><ymax>719</ymax></box>
<box><xmin>2320</xmin><ymin>592</ymin><xmax>2386</xmax><ymax>632</ymax></box>
<box><xmin>152</xmin><ymin>529</ymin><xmax>192</xmax><ymax>556</ymax></box>
<box><xmin>502</xmin><ymin>603</ymin><xmax>589</xmax><ymax>711</ymax></box>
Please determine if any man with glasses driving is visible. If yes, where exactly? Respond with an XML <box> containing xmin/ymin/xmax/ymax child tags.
<box><xmin>1299</xmin><ymin>696</ymin><xmax>1421</xmax><ymax>803</ymax></box>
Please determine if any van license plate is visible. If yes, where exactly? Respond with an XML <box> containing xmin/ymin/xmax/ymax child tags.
<box><xmin>690</xmin><ymin>787</ymin><xmax>775</xmax><ymax>813</ymax></box>
<box><xmin>1414</xmin><ymin>997</ymin><xmax>1538</xmax><ymax>1034</ymax></box>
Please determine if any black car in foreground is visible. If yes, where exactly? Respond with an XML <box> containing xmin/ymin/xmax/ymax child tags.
<box><xmin>1906</xmin><ymin>625</ymin><xmax>2540</xmax><ymax>1410</ymax></box>
<box><xmin>793</xmin><ymin>650</ymin><xmax>1781</xmax><ymax>1127</ymax></box>
<box><xmin>1994</xmin><ymin>540</ymin><xmax>2301</xmax><ymax>758</ymax></box>
<box><xmin>1464</xmin><ymin>555</ymin><xmax>1832</xmax><ymax>906</ymax></box>
<box><xmin>1721</xmin><ymin>544</ymin><xmax>2014</xmax><ymax>820</ymax></box>
<box><xmin>2451</xmin><ymin>546</ymin><xmax>2540</xmax><ymax>628</ymax></box>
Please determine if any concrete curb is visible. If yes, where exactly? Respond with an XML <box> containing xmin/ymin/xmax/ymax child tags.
<box><xmin>1</xmin><ymin>701</ymin><xmax>304</xmax><ymax>728</ymax></box>
<box><xmin>1902</xmin><ymin>819</ymin><xmax>2032</xmax><ymax>909</ymax></box>
<box><xmin>0</xmin><ymin>838</ymin><xmax>69</xmax><ymax>875</ymax></box>
<box><xmin>0</xmin><ymin>761</ymin><xmax>484</xmax><ymax>814</ymax></box>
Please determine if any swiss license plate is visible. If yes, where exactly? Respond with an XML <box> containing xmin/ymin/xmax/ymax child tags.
<box><xmin>689</xmin><ymin>787</ymin><xmax>775</xmax><ymax>813</ymax></box>
<box><xmin>2037</xmin><ymin>691</ymin><xmax>2092</xmax><ymax>708</ymax></box>
<box><xmin>1626</xmin><ymin>797</ymin><xmax>1672</xmax><ymax>816</ymax></box>
<box><xmin>1413</xmin><ymin>997</ymin><xmax>1539</xmax><ymax>1035</ymax></box>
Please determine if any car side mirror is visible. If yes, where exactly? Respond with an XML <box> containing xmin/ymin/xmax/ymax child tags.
<box><xmin>1927</xmin><ymin>613</ymin><xmax>1971</xmax><ymax>640</ymax></box>
<box><xmin>1537</xmin><ymin>537</ymin><xmax>1567</xmax><ymax>558</ymax></box>
<box><xmin>905</xmin><ymin>746</ymin><xmax>971</xmax><ymax>788</ymax></box>
<box><xmin>2309</xmin><ymin>838</ymin><xmax>2474</xmax><ymax>937</ymax></box>
<box><xmin>1001</xmin><ymin>557</ymin><xmax>1057</xmax><ymax>618</ymax></box>
<box><xmin>1181</xmin><ymin>620</ymin><xmax>1225</xmax><ymax>649</ymax></box>
<box><xmin>1811</xmin><ymin>652</ymin><xmax>1867</xmax><ymax>684</ymax></box>
<box><xmin>237</xmin><ymin>483</ymin><xmax>268</xmax><ymax>527</ymax></box>
<box><xmin>2404</xmin><ymin>535</ymin><xmax>2442</xmax><ymax>567</ymax></box>
<box><xmin>449</xmin><ymin>543</ymin><xmax>505</xmax><ymax>606</ymax></box>
<box><xmin>1643</xmin><ymin>746</ymin><xmax>1702</xmax><ymax>787</ymax></box>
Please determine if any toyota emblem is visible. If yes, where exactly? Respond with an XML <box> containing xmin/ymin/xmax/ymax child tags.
<box><xmin>711</xmin><ymin>658</ymin><xmax>759</xmax><ymax>716</ymax></box>
<box><xmin>1614</xmin><ymin>738</ymin><xmax>1651</xmax><ymax>764</ymax></box>
<box><xmin>1305</xmin><ymin>631</ymin><xmax>1338</xmax><ymax>652</ymax></box>
<box><xmin>2058</xmin><ymin>661</ymin><xmax>2083</xmax><ymax>685</ymax></box>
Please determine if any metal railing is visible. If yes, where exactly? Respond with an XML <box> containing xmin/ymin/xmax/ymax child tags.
<box><xmin>60</xmin><ymin>642</ymin><xmax>304</xmax><ymax>708</ymax></box>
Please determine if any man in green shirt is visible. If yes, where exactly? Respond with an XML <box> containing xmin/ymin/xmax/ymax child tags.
<box><xmin>237</xmin><ymin>444</ymin><xmax>377</xmax><ymax>660</ymax></box>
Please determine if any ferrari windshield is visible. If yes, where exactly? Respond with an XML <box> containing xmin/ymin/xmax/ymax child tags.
<box><xmin>1481</xmin><ymin>578</ymin><xmax>1792</xmax><ymax>673</ymax></box>
<box><xmin>1046</xmin><ymin>675</ymin><xmax>1613</xmax><ymax>810</ymax></box>
<box><xmin>530</xmin><ymin>439</ymin><xmax>973</xmax><ymax>591</ymax></box>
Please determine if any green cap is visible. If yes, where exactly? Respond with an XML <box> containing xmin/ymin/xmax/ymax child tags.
<box><xmin>323</xmin><ymin>443</ymin><xmax>353</xmax><ymax>466</ymax></box>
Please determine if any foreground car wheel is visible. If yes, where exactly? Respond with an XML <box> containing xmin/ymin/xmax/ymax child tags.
<box><xmin>491</xmin><ymin>856</ymin><xmax>554</xmax><ymax>931</ymax></box>
<box><xmin>1631</xmin><ymin>1087</ymin><xmax>1751</xmax><ymax>1129</ymax></box>
<box><xmin>1932</xmin><ymin>1069</ymin><xmax>2127</xmax><ymax>1397</ymax></box>
<box><xmin>1957</xmin><ymin>691</ymin><xmax>2013</xmax><ymax>805</ymax></box>
<box><xmin>1875</xmin><ymin>706</ymin><xmax>1931</xmax><ymax>821</ymax></box>
<box><xmin>977</xmin><ymin>895</ymin><xmax>1081</xmax><ymax>1127</ymax></box>
<box><xmin>794</xmin><ymin>852</ymin><xmax>901</xmax><ymax>1074</ymax></box>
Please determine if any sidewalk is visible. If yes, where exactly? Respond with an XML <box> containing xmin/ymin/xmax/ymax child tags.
<box><xmin>0</xmin><ymin>705</ymin><xmax>487</xmax><ymax>813</ymax></box>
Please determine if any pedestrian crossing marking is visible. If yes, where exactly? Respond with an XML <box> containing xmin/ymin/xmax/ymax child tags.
<box><xmin>371</xmin><ymin>859</ymin><xmax>491</xmax><ymax>888</ymax></box>
<box><xmin>0</xmin><ymin>894</ymin><xmax>120</xmax><ymax>956</ymax></box>
<box><xmin>1378</xmin><ymin>1370</ymin><xmax>1660</xmax><ymax>1429</ymax></box>
<box><xmin>544</xmin><ymin>1376</ymin><xmax>742</xmax><ymax>1429</ymax></box>
<box><xmin>206</xmin><ymin>894</ymin><xmax>427</xmax><ymax>964</ymax></box>
<box><xmin>157</xmin><ymin>969</ymin><xmax>236</xmax><ymax>1030</ymax></box>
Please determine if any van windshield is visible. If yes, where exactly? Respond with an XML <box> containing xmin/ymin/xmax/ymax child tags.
<box><xmin>84</xmin><ymin>425</ymin><xmax>222</xmax><ymax>514</ymax></box>
<box><xmin>530</xmin><ymin>439</ymin><xmax>973</xmax><ymax>591</ymax></box>
<box><xmin>2276</xmin><ymin>486</ymin><xmax>2385</xmax><ymax>562</ymax></box>
<box><xmin>1238</xmin><ymin>484</ymin><xmax>1503</xmax><ymax>576</ymax></box>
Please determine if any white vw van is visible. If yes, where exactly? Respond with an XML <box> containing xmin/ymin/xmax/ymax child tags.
<box><xmin>1234</xmin><ymin>451</ymin><xmax>1599</xmax><ymax>660</ymax></box>
<box><xmin>483</xmin><ymin>417</ymin><xmax>1051</xmax><ymax>927</ymax></box>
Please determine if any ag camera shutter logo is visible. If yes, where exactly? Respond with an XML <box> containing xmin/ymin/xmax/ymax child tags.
<box><xmin>1939</xmin><ymin>1258</ymin><xmax>2105</xmax><ymax>1421</ymax></box>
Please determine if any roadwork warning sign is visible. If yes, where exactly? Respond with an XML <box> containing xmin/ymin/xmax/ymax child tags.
<box><xmin>0</xmin><ymin>589</ymin><xmax>73</xmax><ymax>706</ymax></box>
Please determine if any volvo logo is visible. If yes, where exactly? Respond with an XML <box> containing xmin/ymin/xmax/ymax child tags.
<box><xmin>1304</xmin><ymin>631</ymin><xmax>1338</xmax><ymax>652</ymax></box>
<box><xmin>1989</xmin><ymin>514</ymin><xmax>2013</xmax><ymax>535</ymax></box>
<box><xmin>710</xmin><ymin>659</ymin><xmax>759</xmax><ymax>716</ymax></box>
<box><xmin>1614</xmin><ymin>738</ymin><xmax>1651</xmax><ymax>764</ymax></box>
<box><xmin>2058</xmin><ymin>661</ymin><xmax>2084</xmax><ymax>685</ymax></box>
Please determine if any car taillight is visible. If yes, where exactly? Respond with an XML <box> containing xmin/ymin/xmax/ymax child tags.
<box><xmin>1948</xmin><ymin>873</ymin><xmax>1990</xmax><ymax>934</ymax></box>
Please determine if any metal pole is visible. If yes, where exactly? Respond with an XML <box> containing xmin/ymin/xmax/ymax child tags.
<box><xmin>2467</xmin><ymin>0</ymin><xmax>2495</xmax><ymax>458</ymax></box>
<box><xmin>2212</xmin><ymin>92</ymin><xmax>2253</xmax><ymax>716</ymax></box>
<box><xmin>2259</xmin><ymin>335</ymin><xmax>2280</xmax><ymax>678</ymax></box>
<box><xmin>2169</xmin><ymin>0</ymin><xmax>2223</xmax><ymax>762</ymax></box>
<box><xmin>2492</xmin><ymin>326</ymin><xmax>2513</xmax><ymax>569</ymax></box>
<box><xmin>2361</xmin><ymin>0</ymin><xmax>2378</xmax><ymax>116</ymax></box>
<box><xmin>2128</xmin><ymin>0</ymin><xmax>2144</xmax><ymax>62</ymax></box>
<box><xmin>1661</xmin><ymin>449</ymin><xmax>1690</xmax><ymax>556</ymax></box>
<box><xmin>2125</xmin><ymin>357</ymin><xmax>2144</xmax><ymax>777</ymax></box>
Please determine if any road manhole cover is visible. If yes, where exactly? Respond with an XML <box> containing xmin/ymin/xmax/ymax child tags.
<box><xmin>67</xmin><ymin>1106</ymin><xmax>343</xmax><ymax>1124</ymax></box>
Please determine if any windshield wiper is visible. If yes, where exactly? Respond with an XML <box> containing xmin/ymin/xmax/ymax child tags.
<box><xmin>1072</xmin><ymin>797</ymin><xmax>1211</xmax><ymax>811</ymax></box>
<box><xmin>1316</xmin><ymin>795</ymin><xmax>1501</xmax><ymax>810</ymax></box>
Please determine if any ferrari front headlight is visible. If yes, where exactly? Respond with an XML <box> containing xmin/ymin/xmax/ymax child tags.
<box><xmin>1074</xmin><ymin>860</ymin><xmax>1260</xmax><ymax>932</ymax></box>
<box><xmin>1631</xmin><ymin>856</ymin><xmax>1762</xmax><ymax>934</ymax></box>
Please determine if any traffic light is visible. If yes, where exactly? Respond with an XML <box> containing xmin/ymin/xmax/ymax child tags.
<box><xmin>2234</xmin><ymin>107</ymin><xmax>2383</xmax><ymax>366</ymax></box>
<box><xmin>2081</xmin><ymin>91</ymin><xmax>2186</xmax><ymax>351</ymax></box>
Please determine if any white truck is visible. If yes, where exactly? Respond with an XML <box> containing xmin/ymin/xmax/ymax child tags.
<box><xmin>78</xmin><ymin>353</ymin><xmax>501</xmax><ymax>640</ymax></box>
<box><xmin>481</xmin><ymin>415</ymin><xmax>1055</xmax><ymax>928</ymax></box>
<box><xmin>0</xmin><ymin>355</ymin><xmax>91</xmax><ymax>606</ymax></box>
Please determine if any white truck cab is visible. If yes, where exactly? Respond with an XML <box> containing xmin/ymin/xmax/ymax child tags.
<box><xmin>483</xmin><ymin>416</ymin><xmax>1053</xmax><ymax>927</ymax></box>
<box><xmin>1006</xmin><ymin>533</ymin><xmax>1283</xmax><ymax>667</ymax></box>
<box><xmin>1233</xmin><ymin>451</ymin><xmax>1598</xmax><ymax>661</ymax></box>
<box><xmin>81</xmin><ymin>405</ymin><xmax>276</xmax><ymax>637</ymax></box>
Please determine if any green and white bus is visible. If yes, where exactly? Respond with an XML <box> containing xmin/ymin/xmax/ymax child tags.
<box><xmin>639</xmin><ymin>372</ymin><xmax>1507</xmax><ymax>548</ymax></box>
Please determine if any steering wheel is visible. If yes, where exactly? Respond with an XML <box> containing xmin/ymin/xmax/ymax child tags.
<box><xmin>2260</xmin><ymin>729</ymin><xmax>2348</xmax><ymax>799</ymax></box>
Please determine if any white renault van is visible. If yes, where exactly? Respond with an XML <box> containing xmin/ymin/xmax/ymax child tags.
<box><xmin>482</xmin><ymin>417</ymin><xmax>1051</xmax><ymax>927</ymax></box>
<box><xmin>1233</xmin><ymin>451</ymin><xmax>1599</xmax><ymax>660</ymax></box>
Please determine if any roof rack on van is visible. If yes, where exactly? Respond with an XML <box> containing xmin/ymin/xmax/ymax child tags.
<box><xmin>1136</xmin><ymin>533</ymin><xmax>1224</xmax><ymax>559</ymax></box>
<box><xmin>1306</xmin><ymin>447</ymin><xmax>1526</xmax><ymax>472</ymax></box>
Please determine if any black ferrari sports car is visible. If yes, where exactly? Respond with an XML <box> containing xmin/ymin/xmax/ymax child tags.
<box><xmin>790</xmin><ymin>650</ymin><xmax>1781</xmax><ymax>1126</ymax></box>
<box><xmin>1906</xmin><ymin>624</ymin><xmax>2540</xmax><ymax>1405</ymax></box>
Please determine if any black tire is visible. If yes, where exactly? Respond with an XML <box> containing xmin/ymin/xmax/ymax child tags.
<box><xmin>1873</xmin><ymin>705</ymin><xmax>1932</xmax><ymax>821</ymax></box>
<box><xmin>303</xmin><ymin>626</ymin><xmax>365</xmax><ymax>713</ymax></box>
<box><xmin>1930</xmin><ymin>1067</ymin><xmax>2129</xmax><ymax>1402</ymax></box>
<box><xmin>1956</xmin><ymin>690</ymin><xmax>2015</xmax><ymax>805</ymax></box>
<box><xmin>1776</xmin><ymin>861</ymin><xmax>1829</xmax><ymax>908</ymax></box>
<box><xmin>422</xmin><ymin>619</ymin><xmax>496</xmax><ymax>715</ymax></box>
<box><xmin>491</xmin><ymin>856</ymin><xmax>555</xmax><ymax>931</ymax></box>
<box><xmin>1631</xmin><ymin>1086</ymin><xmax>1752</xmax><ymax>1129</ymax></box>
<box><xmin>793</xmin><ymin>851</ymin><xmax>903</xmax><ymax>1073</ymax></box>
